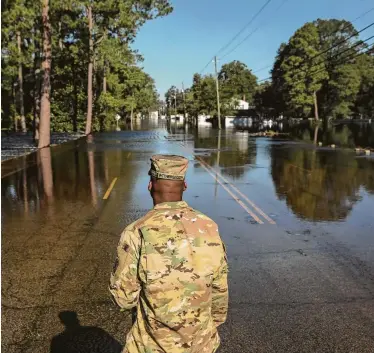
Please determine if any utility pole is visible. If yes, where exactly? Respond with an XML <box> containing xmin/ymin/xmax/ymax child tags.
<box><xmin>214</xmin><ymin>56</ymin><xmax>221</xmax><ymax>130</ymax></box>
<box><xmin>182</xmin><ymin>82</ymin><xmax>186</xmax><ymax>121</ymax></box>
<box><xmin>174</xmin><ymin>93</ymin><xmax>177</xmax><ymax>116</ymax></box>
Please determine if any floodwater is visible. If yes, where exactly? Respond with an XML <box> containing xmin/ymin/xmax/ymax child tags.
<box><xmin>2</xmin><ymin>119</ymin><xmax>374</xmax><ymax>353</ymax></box>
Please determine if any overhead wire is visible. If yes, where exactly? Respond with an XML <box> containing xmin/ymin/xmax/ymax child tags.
<box><xmin>198</xmin><ymin>0</ymin><xmax>274</xmax><ymax>74</ymax></box>
<box><xmin>220</xmin><ymin>0</ymin><xmax>291</xmax><ymax>60</ymax></box>
<box><xmin>197</xmin><ymin>6</ymin><xmax>374</xmax><ymax>80</ymax></box>
<box><xmin>249</xmin><ymin>7</ymin><xmax>374</xmax><ymax>75</ymax></box>
<box><xmin>258</xmin><ymin>39</ymin><xmax>374</xmax><ymax>83</ymax></box>
<box><xmin>252</xmin><ymin>64</ymin><xmax>273</xmax><ymax>74</ymax></box>
<box><xmin>307</xmin><ymin>22</ymin><xmax>374</xmax><ymax>63</ymax></box>
<box><xmin>257</xmin><ymin>22</ymin><xmax>374</xmax><ymax>82</ymax></box>
<box><xmin>279</xmin><ymin>43</ymin><xmax>374</xmax><ymax>86</ymax></box>
<box><xmin>216</xmin><ymin>0</ymin><xmax>273</xmax><ymax>56</ymax></box>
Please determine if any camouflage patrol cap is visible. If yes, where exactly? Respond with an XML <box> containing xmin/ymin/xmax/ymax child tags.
<box><xmin>149</xmin><ymin>154</ymin><xmax>188</xmax><ymax>181</ymax></box>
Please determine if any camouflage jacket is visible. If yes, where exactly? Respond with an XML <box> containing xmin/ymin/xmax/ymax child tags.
<box><xmin>110</xmin><ymin>201</ymin><xmax>228</xmax><ymax>353</ymax></box>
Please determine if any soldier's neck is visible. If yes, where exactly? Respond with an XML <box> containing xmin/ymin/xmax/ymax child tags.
<box><xmin>152</xmin><ymin>193</ymin><xmax>183</xmax><ymax>206</ymax></box>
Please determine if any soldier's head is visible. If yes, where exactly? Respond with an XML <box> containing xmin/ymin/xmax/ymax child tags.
<box><xmin>58</xmin><ymin>311</ymin><xmax>81</xmax><ymax>330</ymax></box>
<box><xmin>148</xmin><ymin>154</ymin><xmax>188</xmax><ymax>205</ymax></box>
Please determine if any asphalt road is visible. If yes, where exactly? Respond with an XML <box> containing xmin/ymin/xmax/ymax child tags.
<box><xmin>2</xmin><ymin>121</ymin><xmax>374</xmax><ymax>353</ymax></box>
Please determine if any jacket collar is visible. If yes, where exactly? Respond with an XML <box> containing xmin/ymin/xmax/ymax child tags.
<box><xmin>154</xmin><ymin>201</ymin><xmax>189</xmax><ymax>210</ymax></box>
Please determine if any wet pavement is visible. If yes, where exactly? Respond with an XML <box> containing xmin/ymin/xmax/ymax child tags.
<box><xmin>2</xmin><ymin>120</ymin><xmax>374</xmax><ymax>353</ymax></box>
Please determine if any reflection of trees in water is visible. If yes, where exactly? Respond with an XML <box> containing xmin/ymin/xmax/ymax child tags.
<box><xmin>289</xmin><ymin>122</ymin><xmax>374</xmax><ymax>148</ymax></box>
<box><xmin>271</xmin><ymin>145</ymin><xmax>374</xmax><ymax>221</ymax></box>
<box><xmin>219</xmin><ymin>150</ymin><xmax>255</xmax><ymax>179</ymax></box>
<box><xmin>194</xmin><ymin>129</ymin><xmax>256</xmax><ymax>179</ymax></box>
<box><xmin>2</xmin><ymin>139</ymin><xmax>138</xmax><ymax>216</ymax></box>
<box><xmin>356</xmin><ymin>158</ymin><xmax>374</xmax><ymax>194</ymax></box>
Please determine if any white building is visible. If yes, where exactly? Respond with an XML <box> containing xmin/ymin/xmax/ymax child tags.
<box><xmin>149</xmin><ymin>111</ymin><xmax>159</xmax><ymax>120</ymax></box>
<box><xmin>234</xmin><ymin>99</ymin><xmax>249</xmax><ymax>110</ymax></box>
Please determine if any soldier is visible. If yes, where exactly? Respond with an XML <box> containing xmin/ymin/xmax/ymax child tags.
<box><xmin>110</xmin><ymin>154</ymin><xmax>228</xmax><ymax>353</ymax></box>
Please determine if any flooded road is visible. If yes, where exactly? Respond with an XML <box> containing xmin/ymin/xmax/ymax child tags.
<box><xmin>2</xmin><ymin>120</ymin><xmax>374</xmax><ymax>353</ymax></box>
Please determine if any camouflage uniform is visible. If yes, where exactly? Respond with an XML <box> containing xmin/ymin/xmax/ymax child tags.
<box><xmin>110</xmin><ymin>155</ymin><xmax>228</xmax><ymax>353</ymax></box>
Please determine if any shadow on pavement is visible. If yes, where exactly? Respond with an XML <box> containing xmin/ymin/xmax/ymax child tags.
<box><xmin>50</xmin><ymin>311</ymin><xmax>123</xmax><ymax>353</ymax></box>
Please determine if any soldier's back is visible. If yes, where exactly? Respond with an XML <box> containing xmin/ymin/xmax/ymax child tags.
<box><xmin>126</xmin><ymin>201</ymin><xmax>227</xmax><ymax>353</ymax></box>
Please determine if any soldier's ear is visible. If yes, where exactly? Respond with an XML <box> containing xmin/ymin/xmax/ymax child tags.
<box><xmin>183</xmin><ymin>181</ymin><xmax>187</xmax><ymax>191</ymax></box>
<box><xmin>148</xmin><ymin>180</ymin><xmax>152</xmax><ymax>191</ymax></box>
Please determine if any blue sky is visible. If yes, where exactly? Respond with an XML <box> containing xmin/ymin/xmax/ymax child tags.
<box><xmin>134</xmin><ymin>0</ymin><xmax>374</xmax><ymax>98</ymax></box>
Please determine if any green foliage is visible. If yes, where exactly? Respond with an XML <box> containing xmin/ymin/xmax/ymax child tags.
<box><xmin>254</xmin><ymin>82</ymin><xmax>276</xmax><ymax>118</ymax></box>
<box><xmin>1</xmin><ymin>0</ymin><xmax>171</xmax><ymax>132</ymax></box>
<box><xmin>219</xmin><ymin>60</ymin><xmax>257</xmax><ymax>104</ymax></box>
<box><xmin>353</xmin><ymin>52</ymin><xmax>374</xmax><ymax>118</ymax></box>
<box><xmin>175</xmin><ymin>60</ymin><xmax>255</xmax><ymax>119</ymax></box>
<box><xmin>328</xmin><ymin>64</ymin><xmax>361</xmax><ymax>118</ymax></box>
<box><xmin>272</xmin><ymin>23</ymin><xmax>328</xmax><ymax>117</ymax></box>
<box><xmin>269</xmin><ymin>19</ymin><xmax>373</xmax><ymax>120</ymax></box>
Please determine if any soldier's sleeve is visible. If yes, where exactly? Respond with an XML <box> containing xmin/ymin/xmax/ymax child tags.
<box><xmin>109</xmin><ymin>227</ymin><xmax>141</xmax><ymax>310</ymax></box>
<box><xmin>212</xmin><ymin>241</ymin><xmax>229</xmax><ymax>327</ymax></box>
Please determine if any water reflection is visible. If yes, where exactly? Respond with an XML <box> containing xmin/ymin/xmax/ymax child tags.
<box><xmin>87</xmin><ymin>136</ymin><xmax>98</xmax><ymax>209</ymax></box>
<box><xmin>39</xmin><ymin>148</ymin><xmax>54</xmax><ymax>202</ymax></box>
<box><xmin>2</xmin><ymin>119</ymin><xmax>373</xmax><ymax>224</ymax></box>
<box><xmin>287</xmin><ymin>122</ymin><xmax>374</xmax><ymax>148</ymax></box>
<box><xmin>1</xmin><ymin>137</ymin><xmax>141</xmax><ymax>218</ymax></box>
<box><xmin>271</xmin><ymin>145</ymin><xmax>374</xmax><ymax>221</ymax></box>
<box><xmin>231</xmin><ymin>119</ymin><xmax>374</xmax><ymax>149</ymax></box>
<box><xmin>194</xmin><ymin>127</ymin><xmax>257</xmax><ymax>179</ymax></box>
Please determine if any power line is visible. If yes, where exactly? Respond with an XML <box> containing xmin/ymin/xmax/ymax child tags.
<box><xmin>198</xmin><ymin>7</ymin><xmax>374</xmax><ymax>77</ymax></box>
<box><xmin>308</xmin><ymin>22</ymin><xmax>374</xmax><ymax>63</ymax></box>
<box><xmin>220</xmin><ymin>27</ymin><xmax>260</xmax><ymax>60</ymax></box>
<box><xmin>258</xmin><ymin>41</ymin><xmax>374</xmax><ymax>83</ymax></box>
<box><xmin>199</xmin><ymin>0</ymin><xmax>273</xmax><ymax>74</ymax></box>
<box><xmin>217</xmin><ymin>0</ymin><xmax>273</xmax><ymax>56</ymax></box>
<box><xmin>285</xmin><ymin>43</ymin><xmax>374</xmax><ymax>85</ymax></box>
<box><xmin>250</xmin><ymin>7</ymin><xmax>374</xmax><ymax>75</ymax></box>
<box><xmin>220</xmin><ymin>0</ymin><xmax>290</xmax><ymax>60</ymax></box>
<box><xmin>199</xmin><ymin>59</ymin><xmax>214</xmax><ymax>75</ymax></box>
<box><xmin>253</xmin><ymin>64</ymin><xmax>273</xmax><ymax>74</ymax></box>
<box><xmin>317</xmin><ymin>34</ymin><xmax>374</xmax><ymax>66</ymax></box>
<box><xmin>257</xmin><ymin>23</ymin><xmax>374</xmax><ymax>82</ymax></box>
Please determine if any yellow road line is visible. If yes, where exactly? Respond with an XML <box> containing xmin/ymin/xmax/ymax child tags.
<box><xmin>196</xmin><ymin>159</ymin><xmax>264</xmax><ymax>224</ymax></box>
<box><xmin>103</xmin><ymin>177</ymin><xmax>118</xmax><ymax>200</ymax></box>
<box><xmin>197</xmin><ymin>157</ymin><xmax>276</xmax><ymax>225</ymax></box>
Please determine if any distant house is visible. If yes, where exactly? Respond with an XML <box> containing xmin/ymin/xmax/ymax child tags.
<box><xmin>149</xmin><ymin>111</ymin><xmax>158</xmax><ymax>119</ymax></box>
<box><xmin>233</xmin><ymin>99</ymin><xmax>249</xmax><ymax>110</ymax></box>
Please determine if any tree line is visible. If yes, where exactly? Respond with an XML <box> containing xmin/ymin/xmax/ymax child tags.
<box><xmin>1</xmin><ymin>0</ymin><xmax>172</xmax><ymax>147</ymax></box>
<box><xmin>165</xmin><ymin>60</ymin><xmax>257</xmax><ymax>119</ymax></box>
<box><xmin>166</xmin><ymin>18</ymin><xmax>374</xmax><ymax>122</ymax></box>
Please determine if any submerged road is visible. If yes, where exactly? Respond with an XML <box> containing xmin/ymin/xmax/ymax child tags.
<box><xmin>2</xmin><ymin>121</ymin><xmax>374</xmax><ymax>353</ymax></box>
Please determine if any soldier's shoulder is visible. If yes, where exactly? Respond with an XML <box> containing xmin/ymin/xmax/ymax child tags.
<box><xmin>124</xmin><ymin>209</ymin><xmax>158</xmax><ymax>232</ymax></box>
<box><xmin>186</xmin><ymin>206</ymin><xmax>218</xmax><ymax>226</ymax></box>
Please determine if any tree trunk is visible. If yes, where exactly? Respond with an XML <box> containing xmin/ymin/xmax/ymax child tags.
<box><xmin>12</xmin><ymin>81</ymin><xmax>18</xmax><ymax>131</ymax></box>
<box><xmin>73</xmin><ymin>72</ymin><xmax>78</xmax><ymax>132</ymax></box>
<box><xmin>313</xmin><ymin>90</ymin><xmax>319</xmax><ymax>122</ymax></box>
<box><xmin>17</xmin><ymin>31</ymin><xmax>26</xmax><ymax>133</ymax></box>
<box><xmin>38</xmin><ymin>0</ymin><xmax>52</xmax><ymax>149</ymax></box>
<box><xmin>103</xmin><ymin>59</ymin><xmax>107</xmax><ymax>93</ymax></box>
<box><xmin>22</xmin><ymin>156</ymin><xmax>29</xmax><ymax>215</ymax></box>
<box><xmin>87</xmin><ymin>136</ymin><xmax>97</xmax><ymax>208</ymax></box>
<box><xmin>58</xmin><ymin>21</ymin><xmax>63</xmax><ymax>50</ymax></box>
<box><xmin>39</xmin><ymin>147</ymin><xmax>54</xmax><ymax>200</ymax></box>
<box><xmin>130</xmin><ymin>102</ymin><xmax>134</xmax><ymax>131</ymax></box>
<box><xmin>32</xmin><ymin>26</ymin><xmax>41</xmax><ymax>141</ymax></box>
<box><xmin>313</xmin><ymin>124</ymin><xmax>319</xmax><ymax>145</ymax></box>
<box><xmin>85</xmin><ymin>5</ymin><xmax>94</xmax><ymax>135</ymax></box>
<box><xmin>103</xmin><ymin>75</ymin><xmax>107</xmax><ymax>93</ymax></box>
